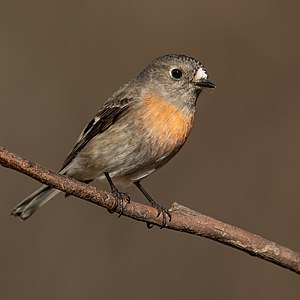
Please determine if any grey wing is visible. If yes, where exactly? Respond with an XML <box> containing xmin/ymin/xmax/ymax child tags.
<box><xmin>60</xmin><ymin>97</ymin><xmax>133</xmax><ymax>170</ymax></box>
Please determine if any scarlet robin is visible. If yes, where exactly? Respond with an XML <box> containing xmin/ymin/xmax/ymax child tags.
<box><xmin>12</xmin><ymin>54</ymin><xmax>216</xmax><ymax>226</ymax></box>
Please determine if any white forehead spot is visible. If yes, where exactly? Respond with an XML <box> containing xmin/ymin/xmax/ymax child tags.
<box><xmin>194</xmin><ymin>67</ymin><xmax>208</xmax><ymax>81</ymax></box>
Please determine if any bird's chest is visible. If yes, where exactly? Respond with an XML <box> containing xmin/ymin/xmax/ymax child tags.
<box><xmin>137</xmin><ymin>94</ymin><xmax>195</xmax><ymax>154</ymax></box>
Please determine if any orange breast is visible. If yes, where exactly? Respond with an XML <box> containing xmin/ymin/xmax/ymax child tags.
<box><xmin>138</xmin><ymin>93</ymin><xmax>195</xmax><ymax>153</ymax></box>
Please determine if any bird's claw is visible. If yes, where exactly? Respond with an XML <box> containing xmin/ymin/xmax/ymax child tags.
<box><xmin>149</xmin><ymin>203</ymin><xmax>172</xmax><ymax>228</ymax></box>
<box><xmin>107</xmin><ymin>188</ymin><xmax>130</xmax><ymax>217</ymax></box>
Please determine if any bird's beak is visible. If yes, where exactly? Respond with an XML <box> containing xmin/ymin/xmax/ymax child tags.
<box><xmin>195</xmin><ymin>80</ymin><xmax>216</xmax><ymax>89</ymax></box>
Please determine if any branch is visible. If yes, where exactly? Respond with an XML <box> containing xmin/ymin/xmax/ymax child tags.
<box><xmin>0</xmin><ymin>146</ymin><xmax>299</xmax><ymax>275</ymax></box>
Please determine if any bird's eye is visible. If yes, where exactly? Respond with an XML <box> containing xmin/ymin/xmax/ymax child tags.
<box><xmin>170</xmin><ymin>68</ymin><xmax>183</xmax><ymax>79</ymax></box>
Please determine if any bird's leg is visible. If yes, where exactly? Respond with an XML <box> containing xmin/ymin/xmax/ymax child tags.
<box><xmin>134</xmin><ymin>181</ymin><xmax>171</xmax><ymax>228</ymax></box>
<box><xmin>104</xmin><ymin>172</ymin><xmax>130</xmax><ymax>216</ymax></box>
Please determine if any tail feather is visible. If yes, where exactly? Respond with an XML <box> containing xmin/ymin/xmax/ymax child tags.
<box><xmin>11</xmin><ymin>186</ymin><xmax>60</xmax><ymax>220</ymax></box>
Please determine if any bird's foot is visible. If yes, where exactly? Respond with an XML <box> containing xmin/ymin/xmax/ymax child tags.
<box><xmin>107</xmin><ymin>187</ymin><xmax>130</xmax><ymax>217</ymax></box>
<box><xmin>148</xmin><ymin>202</ymin><xmax>172</xmax><ymax>229</ymax></box>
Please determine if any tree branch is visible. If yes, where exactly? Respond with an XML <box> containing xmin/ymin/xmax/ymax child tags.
<box><xmin>0</xmin><ymin>146</ymin><xmax>299</xmax><ymax>275</ymax></box>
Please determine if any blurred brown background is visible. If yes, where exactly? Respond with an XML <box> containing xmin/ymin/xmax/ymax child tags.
<box><xmin>1</xmin><ymin>1</ymin><xmax>299</xmax><ymax>299</ymax></box>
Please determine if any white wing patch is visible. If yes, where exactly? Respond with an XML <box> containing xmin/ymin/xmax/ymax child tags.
<box><xmin>75</xmin><ymin>116</ymin><xmax>101</xmax><ymax>144</ymax></box>
<box><xmin>94</xmin><ymin>116</ymin><xmax>100</xmax><ymax>122</ymax></box>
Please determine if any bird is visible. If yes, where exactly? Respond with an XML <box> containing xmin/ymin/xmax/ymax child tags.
<box><xmin>11</xmin><ymin>54</ymin><xmax>215</xmax><ymax>226</ymax></box>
